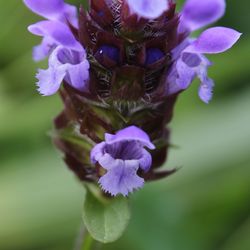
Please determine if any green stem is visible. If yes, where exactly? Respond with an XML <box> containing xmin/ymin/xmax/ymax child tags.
<box><xmin>74</xmin><ymin>223</ymin><xmax>96</xmax><ymax>250</ymax></box>
<box><xmin>81</xmin><ymin>230</ymin><xmax>94</xmax><ymax>250</ymax></box>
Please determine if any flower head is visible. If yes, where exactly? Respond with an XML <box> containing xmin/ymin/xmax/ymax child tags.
<box><xmin>24</xmin><ymin>0</ymin><xmax>241</xmax><ymax>197</ymax></box>
<box><xmin>91</xmin><ymin>126</ymin><xmax>155</xmax><ymax>196</ymax></box>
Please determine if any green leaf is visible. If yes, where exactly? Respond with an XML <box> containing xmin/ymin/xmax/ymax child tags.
<box><xmin>82</xmin><ymin>188</ymin><xmax>131</xmax><ymax>243</ymax></box>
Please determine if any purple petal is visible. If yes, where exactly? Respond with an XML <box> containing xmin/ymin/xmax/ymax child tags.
<box><xmin>63</xmin><ymin>3</ymin><xmax>78</xmax><ymax>27</ymax></box>
<box><xmin>90</xmin><ymin>142</ymin><xmax>106</xmax><ymax>163</ymax></box>
<box><xmin>32</xmin><ymin>37</ymin><xmax>56</xmax><ymax>61</ymax></box>
<box><xmin>195</xmin><ymin>57</ymin><xmax>214</xmax><ymax>103</ymax></box>
<box><xmin>36</xmin><ymin>63</ymin><xmax>67</xmax><ymax>96</ymax></box>
<box><xmin>105</xmin><ymin>141</ymin><xmax>145</xmax><ymax>161</ymax></box>
<box><xmin>23</xmin><ymin>0</ymin><xmax>78</xmax><ymax>26</ymax></box>
<box><xmin>126</xmin><ymin>0</ymin><xmax>169</xmax><ymax>19</ymax></box>
<box><xmin>180</xmin><ymin>0</ymin><xmax>226</xmax><ymax>31</ymax></box>
<box><xmin>28</xmin><ymin>20</ymin><xmax>82</xmax><ymax>51</ymax></box>
<box><xmin>23</xmin><ymin>0</ymin><xmax>64</xmax><ymax>18</ymax></box>
<box><xmin>171</xmin><ymin>38</ymin><xmax>191</xmax><ymax>61</ymax></box>
<box><xmin>102</xmin><ymin>140</ymin><xmax>152</xmax><ymax>172</ymax></box>
<box><xmin>175</xmin><ymin>56</ymin><xmax>195</xmax><ymax>89</ymax></box>
<box><xmin>36</xmin><ymin>67</ymin><xmax>66</xmax><ymax>96</ymax></box>
<box><xmin>36</xmin><ymin>47</ymin><xmax>67</xmax><ymax>96</ymax></box>
<box><xmin>98</xmin><ymin>160</ymin><xmax>144</xmax><ymax>196</ymax></box>
<box><xmin>66</xmin><ymin>60</ymin><xmax>89</xmax><ymax>91</ymax></box>
<box><xmin>105</xmin><ymin>126</ymin><xmax>155</xmax><ymax>150</ymax></box>
<box><xmin>139</xmin><ymin>149</ymin><xmax>152</xmax><ymax>172</ymax></box>
<box><xmin>182</xmin><ymin>52</ymin><xmax>202</xmax><ymax>67</ymax></box>
<box><xmin>198</xmin><ymin>77</ymin><xmax>214</xmax><ymax>104</ymax></box>
<box><xmin>98</xmin><ymin>154</ymin><xmax>118</xmax><ymax>171</ymax></box>
<box><xmin>165</xmin><ymin>67</ymin><xmax>184</xmax><ymax>96</ymax></box>
<box><xmin>166</xmin><ymin>53</ymin><xmax>197</xmax><ymax>96</ymax></box>
<box><xmin>187</xmin><ymin>27</ymin><xmax>242</xmax><ymax>54</ymax></box>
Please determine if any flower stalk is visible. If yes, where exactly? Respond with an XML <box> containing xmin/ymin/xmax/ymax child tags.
<box><xmin>81</xmin><ymin>231</ymin><xmax>95</xmax><ymax>250</ymax></box>
<box><xmin>74</xmin><ymin>224</ymin><xmax>96</xmax><ymax>250</ymax></box>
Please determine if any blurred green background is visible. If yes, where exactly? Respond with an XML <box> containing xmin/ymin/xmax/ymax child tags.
<box><xmin>0</xmin><ymin>1</ymin><xmax>249</xmax><ymax>250</ymax></box>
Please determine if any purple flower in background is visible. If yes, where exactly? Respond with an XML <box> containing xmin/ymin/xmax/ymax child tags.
<box><xmin>91</xmin><ymin>126</ymin><xmax>155</xmax><ymax>196</ymax></box>
<box><xmin>166</xmin><ymin>0</ymin><xmax>241</xmax><ymax>103</ymax></box>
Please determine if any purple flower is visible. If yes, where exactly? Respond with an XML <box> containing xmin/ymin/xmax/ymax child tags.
<box><xmin>36</xmin><ymin>45</ymin><xmax>89</xmax><ymax>96</ymax></box>
<box><xmin>126</xmin><ymin>0</ymin><xmax>169</xmax><ymax>19</ymax></box>
<box><xmin>29</xmin><ymin>20</ymin><xmax>89</xmax><ymax>96</ymax></box>
<box><xmin>166</xmin><ymin>0</ymin><xmax>241</xmax><ymax>103</ymax></box>
<box><xmin>24</xmin><ymin>0</ymin><xmax>78</xmax><ymax>61</ymax></box>
<box><xmin>91</xmin><ymin>126</ymin><xmax>155</xmax><ymax>196</ymax></box>
<box><xmin>24</xmin><ymin>1</ymin><xmax>90</xmax><ymax>95</ymax></box>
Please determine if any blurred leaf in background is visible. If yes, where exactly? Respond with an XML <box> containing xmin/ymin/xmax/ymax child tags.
<box><xmin>0</xmin><ymin>1</ymin><xmax>249</xmax><ymax>250</ymax></box>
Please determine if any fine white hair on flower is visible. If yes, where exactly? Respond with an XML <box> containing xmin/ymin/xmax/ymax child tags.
<box><xmin>126</xmin><ymin>0</ymin><xmax>169</xmax><ymax>19</ymax></box>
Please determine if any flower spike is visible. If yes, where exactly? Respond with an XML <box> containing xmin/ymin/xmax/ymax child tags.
<box><xmin>24</xmin><ymin>0</ymin><xmax>241</xmax><ymax>197</ymax></box>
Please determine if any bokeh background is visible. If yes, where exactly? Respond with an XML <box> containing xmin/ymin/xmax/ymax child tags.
<box><xmin>0</xmin><ymin>1</ymin><xmax>249</xmax><ymax>250</ymax></box>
